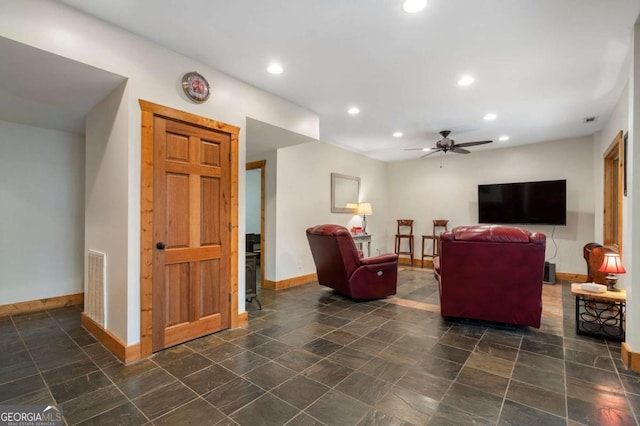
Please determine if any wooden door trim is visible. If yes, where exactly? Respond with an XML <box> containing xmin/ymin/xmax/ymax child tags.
<box><xmin>603</xmin><ymin>130</ymin><xmax>623</xmax><ymax>254</ymax></box>
<box><xmin>246</xmin><ymin>160</ymin><xmax>265</xmax><ymax>285</ymax></box>
<box><xmin>139</xmin><ymin>99</ymin><xmax>240</xmax><ymax>358</ymax></box>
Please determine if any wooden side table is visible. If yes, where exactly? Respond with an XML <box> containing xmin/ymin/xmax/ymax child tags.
<box><xmin>571</xmin><ymin>283</ymin><xmax>625</xmax><ymax>341</ymax></box>
<box><xmin>352</xmin><ymin>233</ymin><xmax>372</xmax><ymax>257</ymax></box>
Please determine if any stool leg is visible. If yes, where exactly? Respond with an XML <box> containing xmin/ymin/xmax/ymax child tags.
<box><xmin>410</xmin><ymin>237</ymin><xmax>414</xmax><ymax>266</ymax></box>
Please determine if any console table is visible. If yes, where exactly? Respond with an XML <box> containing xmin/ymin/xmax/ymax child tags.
<box><xmin>571</xmin><ymin>283</ymin><xmax>625</xmax><ymax>341</ymax></box>
<box><xmin>351</xmin><ymin>233</ymin><xmax>372</xmax><ymax>257</ymax></box>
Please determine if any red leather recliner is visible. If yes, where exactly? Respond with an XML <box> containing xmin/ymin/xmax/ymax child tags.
<box><xmin>306</xmin><ymin>224</ymin><xmax>398</xmax><ymax>300</ymax></box>
<box><xmin>434</xmin><ymin>225</ymin><xmax>546</xmax><ymax>328</ymax></box>
<box><xmin>583</xmin><ymin>242</ymin><xmax>618</xmax><ymax>284</ymax></box>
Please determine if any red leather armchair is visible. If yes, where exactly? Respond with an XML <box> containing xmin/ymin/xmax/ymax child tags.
<box><xmin>306</xmin><ymin>224</ymin><xmax>398</xmax><ymax>300</ymax></box>
<box><xmin>583</xmin><ymin>242</ymin><xmax>618</xmax><ymax>284</ymax></box>
<box><xmin>434</xmin><ymin>225</ymin><xmax>546</xmax><ymax>328</ymax></box>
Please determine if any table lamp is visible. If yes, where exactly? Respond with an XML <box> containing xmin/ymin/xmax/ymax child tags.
<box><xmin>598</xmin><ymin>253</ymin><xmax>626</xmax><ymax>292</ymax></box>
<box><xmin>357</xmin><ymin>202</ymin><xmax>373</xmax><ymax>234</ymax></box>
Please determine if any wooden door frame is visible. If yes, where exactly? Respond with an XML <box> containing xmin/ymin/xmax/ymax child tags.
<box><xmin>246</xmin><ymin>160</ymin><xmax>265</xmax><ymax>285</ymax></box>
<box><xmin>603</xmin><ymin>130</ymin><xmax>624</xmax><ymax>254</ymax></box>
<box><xmin>139</xmin><ymin>100</ymin><xmax>240</xmax><ymax>358</ymax></box>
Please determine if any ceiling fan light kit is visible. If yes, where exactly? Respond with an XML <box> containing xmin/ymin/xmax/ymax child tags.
<box><xmin>404</xmin><ymin>130</ymin><xmax>493</xmax><ymax>166</ymax></box>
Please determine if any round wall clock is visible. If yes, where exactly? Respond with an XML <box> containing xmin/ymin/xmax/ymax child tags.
<box><xmin>181</xmin><ymin>71</ymin><xmax>210</xmax><ymax>103</ymax></box>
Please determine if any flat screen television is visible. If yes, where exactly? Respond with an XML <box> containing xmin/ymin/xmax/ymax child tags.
<box><xmin>478</xmin><ymin>179</ymin><xmax>566</xmax><ymax>225</ymax></box>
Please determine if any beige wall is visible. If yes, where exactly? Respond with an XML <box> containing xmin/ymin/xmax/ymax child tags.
<box><xmin>388</xmin><ymin>136</ymin><xmax>595</xmax><ymax>274</ymax></box>
<box><xmin>275</xmin><ymin>141</ymin><xmax>389</xmax><ymax>281</ymax></box>
<box><xmin>0</xmin><ymin>120</ymin><xmax>85</xmax><ymax>305</ymax></box>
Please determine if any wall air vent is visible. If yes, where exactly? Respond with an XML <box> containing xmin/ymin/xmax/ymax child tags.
<box><xmin>86</xmin><ymin>250</ymin><xmax>106</xmax><ymax>327</ymax></box>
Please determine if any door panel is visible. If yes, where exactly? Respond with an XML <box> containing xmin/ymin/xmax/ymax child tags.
<box><xmin>166</xmin><ymin>173</ymin><xmax>190</xmax><ymax>248</ymax></box>
<box><xmin>152</xmin><ymin>116</ymin><xmax>230</xmax><ymax>352</ymax></box>
<box><xmin>200</xmin><ymin>259</ymin><xmax>220</xmax><ymax>317</ymax></box>
<box><xmin>166</xmin><ymin>132</ymin><xmax>190</xmax><ymax>162</ymax></box>
<box><xmin>201</xmin><ymin>177</ymin><xmax>220</xmax><ymax>245</ymax></box>
<box><xmin>166</xmin><ymin>263</ymin><xmax>190</xmax><ymax>326</ymax></box>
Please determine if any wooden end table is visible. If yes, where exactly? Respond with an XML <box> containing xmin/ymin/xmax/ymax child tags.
<box><xmin>571</xmin><ymin>283</ymin><xmax>626</xmax><ymax>341</ymax></box>
<box><xmin>352</xmin><ymin>233</ymin><xmax>372</xmax><ymax>257</ymax></box>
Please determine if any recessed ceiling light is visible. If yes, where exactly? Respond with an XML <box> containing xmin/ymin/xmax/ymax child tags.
<box><xmin>483</xmin><ymin>113</ymin><xmax>497</xmax><ymax>121</ymax></box>
<box><xmin>393</xmin><ymin>131</ymin><xmax>403</xmax><ymax>138</ymax></box>
<box><xmin>347</xmin><ymin>106</ymin><xmax>360</xmax><ymax>115</ymax></box>
<box><xmin>422</xmin><ymin>147</ymin><xmax>431</xmax><ymax>152</ymax></box>
<box><xmin>499</xmin><ymin>135</ymin><xmax>510</xmax><ymax>141</ymax></box>
<box><xmin>267</xmin><ymin>63</ymin><xmax>283</xmax><ymax>74</ymax></box>
<box><xmin>457</xmin><ymin>75</ymin><xmax>475</xmax><ymax>86</ymax></box>
<box><xmin>402</xmin><ymin>0</ymin><xmax>427</xmax><ymax>13</ymax></box>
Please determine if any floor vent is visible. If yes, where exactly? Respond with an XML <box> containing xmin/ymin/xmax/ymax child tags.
<box><xmin>86</xmin><ymin>250</ymin><xmax>106</xmax><ymax>327</ymax></box>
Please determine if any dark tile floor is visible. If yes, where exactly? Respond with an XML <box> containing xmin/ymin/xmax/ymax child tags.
<box><xmin>2</xmin><ymin>268</ymin><xmax>640</xmax><ymax>425</ymax></box>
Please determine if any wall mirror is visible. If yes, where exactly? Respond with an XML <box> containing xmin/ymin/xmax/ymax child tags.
<box><xmin>331</xmin><ymin>173</ymin><xmax>360</xmax><ymax>213</ymax></box>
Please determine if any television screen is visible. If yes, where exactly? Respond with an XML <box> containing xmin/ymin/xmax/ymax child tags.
<box><xmin>478</xmin><ymin>179</ymin><xmax>566</xmax><ymax>225</ymax></box>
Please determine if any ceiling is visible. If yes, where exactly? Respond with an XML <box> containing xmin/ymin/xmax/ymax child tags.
<box><xmin>55</xmin><ymin>0</ymin><xmax>640</xmax><ymax>160</ymax></box>
<box><xmin>0</xmin><ymin>37</ymin><xmax>126</xmax><ymax>134</ymax></box>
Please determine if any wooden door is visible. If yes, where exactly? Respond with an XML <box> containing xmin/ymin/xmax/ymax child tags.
<box><xmin>152</xmin><ymin>117</ymin><xmax>230</xmax><ymax>351</ymax></box>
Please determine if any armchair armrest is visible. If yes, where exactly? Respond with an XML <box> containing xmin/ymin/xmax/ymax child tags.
<box><xmin>361</xmin><ymin>253</ymin><xmax>398</xmax><ymax>265</ymax></box>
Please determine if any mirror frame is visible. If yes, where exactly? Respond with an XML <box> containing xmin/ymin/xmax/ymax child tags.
<box><xmin>331</xmin><ymin>173</ymin><xmax>360</xmax><ymax>213</ymax></box>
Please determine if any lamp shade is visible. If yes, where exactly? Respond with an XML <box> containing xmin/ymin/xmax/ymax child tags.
<box><xmin>598</xmin><ymin>253</ymin><xmax>626</xmax><ymax>274</ymax></box>
<box><xmin>357</xmin><ymin>202</ymin><xmax>373</xmax><ymax>215</ymax></box>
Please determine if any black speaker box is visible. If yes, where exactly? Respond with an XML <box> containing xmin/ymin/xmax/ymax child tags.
<box><xmin>544</xmin><ymin>262</ymin><xmax>556</xmax><ymax>283</ymax></box>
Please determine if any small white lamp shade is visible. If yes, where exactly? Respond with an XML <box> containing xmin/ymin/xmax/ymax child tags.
<box><xmin>357</xmin><ymin>202</ymin><xmax>373</xmax><ymax>215</ymax></box>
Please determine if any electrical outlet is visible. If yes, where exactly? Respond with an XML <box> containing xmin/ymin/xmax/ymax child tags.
<box><xmin>376</xmin><ymin>248</ymin><xmax>381</xmax><ymax>255</ymax></box>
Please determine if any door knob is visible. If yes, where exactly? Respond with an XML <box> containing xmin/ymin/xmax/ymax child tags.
<box><xmin>156</xmin><ymin>242</ymin><xmax>165</xmax><ymax>250</ymax></box>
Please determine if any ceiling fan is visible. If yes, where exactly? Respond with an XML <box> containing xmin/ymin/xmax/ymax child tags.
<box><xmin>406</xmin><ymin>130</ymin><xmax>493</xmax><ymax>159</ymax></box>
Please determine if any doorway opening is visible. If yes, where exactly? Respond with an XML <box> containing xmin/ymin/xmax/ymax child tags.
<box><xmin>246</xmin><ymin>161</ymin><xmax>265</xmax><ymax>294</ymax></box>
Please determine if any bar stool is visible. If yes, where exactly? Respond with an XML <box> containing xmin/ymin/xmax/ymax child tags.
<box><xmin>394</xmin><ymin>219</ymin><xmax>414</xmax><ymax>265</ymax></box>
<box><xmin>421</xmin><ymin>219</ymin><xmax>449</xmax><ymax>268</ymax></box>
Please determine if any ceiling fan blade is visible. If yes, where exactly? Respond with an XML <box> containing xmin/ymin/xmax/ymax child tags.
<box><xmin>420</xmin><ymin>149</ymin><xmax>442</xmax><ymax>158</ymax></box>
<box><xmin>451</xmin><ymin>147</ymin><xmax>470</xmax><ymax>154</ymax></box>
<box><xmin>404</xmin><ymin>147</ymin><xmax>430</xmax><ymax>151</ymax></box>
<box><xmin>454</xmin><ymin>140</ymin><xmax>493</xmax><ymax>148</ymax></box>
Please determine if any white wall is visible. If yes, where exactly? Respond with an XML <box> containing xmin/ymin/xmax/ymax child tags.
<box><xmin>388</xmin><ymin>136</ymin><xmax>595</xmax><ymax>274</ymax></box>
<box><xmin>0</xmin><ymin>1</ymin><xmax>319</xmax><ymax>343</ymax></box>
<box><xmin>85</xmin><ymin>82</ymin><xmax>129</xmax><ymax>335</ymax></box>
<box><xmin>245</xmin><ymin>169</ymin><xmax>261</xmax><ymax>234</ymax></box>
<box><xmin>275</xmin><ymin>141</ymin><xmax>389</xmax><ymax>281</ymax></box>
<box><xmin>623</xmin><ymin>21</ymin><xmax>639</xmax><ymax>351</ymax></box>
<box><xmin>0</xmin><ymin>120</ymin><xmax>84</xmax><ymax>304</ymax></box>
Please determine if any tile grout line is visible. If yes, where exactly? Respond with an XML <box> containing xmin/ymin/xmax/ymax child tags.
<box><xmin>8</xmin><ymin>312</ymin><xmax>61</xmax><ymax>422</ymax></box>
<box><xmin>52</xmin><ymin>309</ymin><xmax>153</xmax><ymax>426</ymax></box>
